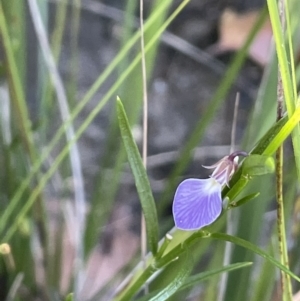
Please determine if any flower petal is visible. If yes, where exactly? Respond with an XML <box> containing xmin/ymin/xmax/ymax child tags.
<box><xmin>172</xmin><ymin>178</ymin><xmax>222</xmax><ymax>231</ymax></box>
<box><xmin>202</xmin><ymin>156</ymin><xmax>229</xmax><ymax>170</ymax></box>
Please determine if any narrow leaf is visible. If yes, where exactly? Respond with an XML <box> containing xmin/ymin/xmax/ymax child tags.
<box><xmin>180</xmin><ymin>262</ymin><xmax>252</xmax><ymax>291</ymax></box>
<box><xmin>263</xmin><ymin>108</ymin><xmax>300</xmax><ymax>155</ymax></box>
<box><xmin>228</xmin><ymin>193</ymin><xmax>260</xmax><ymax>208</ymax></box>
<box><xmin>117</xmin><ymin>97</ymin><xmax>159</xmax><ymax>255</ymax></box>
<box><xmin>64</xmin><ymin>293</ymin><xmax>73</xmax><ymax>301</ymax></box>
<box><xmin>136</xmin><ymin>249</ymin><xmax>193</xmax><ymax>301</ymax></box>
<box><xmin>136</xmin><ymin>262</ymin><xmax>251</xmax><ymax>301</ymax></box>
<box><xmin>267</xmin><ymin>0</ymin><xmax>295</xmax><ymax>113</ymax></box>
<box><xmin>210</xmin><ymin>233</ymin><xmax>300</xmax><ymax>282</ymax></box>
<box><xmin>268</xmin><ymin>0</ymin><xmax>300</xmax><ymax>183</ymax></box>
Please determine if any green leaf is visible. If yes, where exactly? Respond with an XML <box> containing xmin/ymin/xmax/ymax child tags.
<box><xmin>251</xmin><ymin>247</ymin><xmax>276</xmax><ymax>301</ymax></box>
<box><xmin>136</xmin><ymin>249</ymin><xmax>193</xmax><ymax>301</ymax></box>
<box><xmin>210</xmin><ymin>233</ymin><xmax>300</xmax><ymax>282</ymax></box>
<box><xmin>268</xmin><ymin>0</ymin><xmax>300</xmax><ymax>183</ymax></box>
<box><xmin>228</xmin><ymin>192</ymin><xmax>260</xmax><ymax>208</ymax></box>
<box><xmin>267</xmin><ymin>0</ymin><xmax>295</xmax><ymax>114</ymax></box>
<box><xmin>242</xmin><ymin>155</ymin><xmax>275</xmax><ymax>176</ymax></box>
<box><xmin>136</xmin><ymin>262</ymin><xmax>251</xmax><ymax>301</ymax></box>
<box><xmin>225</xmin><ymin>108</ymin><xmax>300</xmax><ymax>197</ymax></box>
<box><xmin>64</xmin><ymin>293</ymin><xmax>73</xmax><ymax>301</ymax></box>
<box><xmin>117</xmin><ymin>97</ymin><xmax>159</xmax><ymax>255</ymax></box>
<box><xmin>0</xmin><ymin>2</ymin><xmax>36</xmax><ymax>159</ymax></box>
<box><xmin>179</xmin><ymin>262</ymin><xmax>252</xmax><ymax>291</ymax></box>
<box><xmin>262</xmin><ymin>108</ymin><xmax>300</xmax><ymax>155</ymax></box>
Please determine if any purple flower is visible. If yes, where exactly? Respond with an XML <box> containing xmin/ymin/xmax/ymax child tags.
<box><xmin>172</xmin><ymin>151</ymin><xmax>247</xmax><ymax>231</ymax></box>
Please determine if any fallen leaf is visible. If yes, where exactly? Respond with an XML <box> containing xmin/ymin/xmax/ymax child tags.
<box><xmin>209</xmin><ymin>8</ymin><xmax>273</xmax><ymax>66</ymax></box>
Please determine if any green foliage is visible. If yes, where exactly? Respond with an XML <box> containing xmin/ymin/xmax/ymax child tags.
<box><xmin>0</xmin><ymin>0</ymin><xmax>300</xmax><ymax>300</ymax></box>
<box><xmin>117</xmin><ymin>98</ymin><xmax>159</xmax><ymax>255</ymax></box>
<box><xmin>242</xmin><ymin>155</ymin><xmax>275</xmax><ymax>176</ymax></box>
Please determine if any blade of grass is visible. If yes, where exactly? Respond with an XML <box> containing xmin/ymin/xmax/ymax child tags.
<box><xmin>39</xmin><ymin>0</ymin><xmax>68</xmax><ymax>134</ymax></box>
<box><xmin>0</xmin><ymin>2</ymin><xmax>35</xmax><ymax>160</ymax></box>
<box><xmin>148</xmin><ymin>222</ymin><xmax>224</xmax><ymax>300</ymax></box>
<box><xmin>274</xmin><ymin>1</ymin><xmax>293</xmax><ymax>299</ymax></box>
<box><xmin>67</xmin><ymin>0</ymin><xmax>81</xmax><ymax>108</ymax></box>
<box><xmin>210</xmin><ymin>232</ymin><xmax>300</xmax><ymax>282</ymax></box>
<box><xmin>117</xmin><ymin>97</ymin><xmax>158</xmax><ymax>255</ymax></box>
<box><xmin>1</xmin><ymin>0</ymin><xmax>26</xmax><ymax>86</ymax></box>
<box><xmin>244</xmin><ymin>53</ymin><xmax>278</xmax><ymax>148</ymax></box>
<box><xmin>268</xmin><ymin>0</ymin><xmax>300</xmax><ymax>183</ymax></box>
<box><xmin>161</xmin><ymin>231</ymin><xmax>300</xmax><ymax>283</ymax></box>
<box><xmin>0</xmin><ymin>0</ymin><xmax>47</xmax><ymax>249</ymax></box>
<box><xmin>285</xmin><ymin>0</ymin><xmax>298</xmax><ymax>105</ymax></box>
<box><xmin>268</xmin><ymin>0</ymin><xmax>296</xmax><ymax>113</ymax></box>
<box><xmin>180</xmin><ymin>262</ymin><xmax>252</xmax><ymax>292</ymax></box>
<box><xmin>263</xmin><ymin>108</ymin><xmax>300</xmax><ymax>155</ymax></box>
<box><xmin>251</xmin><ymin>245</ymin><xmax>276</xmax><ymax>301</ymax></box>
<box><xmin>117</xmin><ymin>0</ymin><xmax>137</xmax><ymax>83</ymax></box>
<box><xmin>136</xmin><ymin>249</ymin><xmax>193</xmax><ymax>301</ymax></box>
<box><xmin>140</xmin><ymin>0</ymin><xmax>150</xmax><ymax>293</ymax></box>
<box><xmin>27</xmin><ymin>1</ymin><xmax>86</xmax><ymax>296</ymax></box>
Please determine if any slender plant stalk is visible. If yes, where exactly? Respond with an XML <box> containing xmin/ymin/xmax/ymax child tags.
<box><xmin>68</xmin><ymin>0</ymin><xmax>81</xmax><ymax>106</ymax></box>
<box><xmin>218</xmin><ymin>93</ymin><xmax>240</xmax><ymax>301</ymax></box>
<box><xmin>27</xmin><ymin>0</ymin><xmax>86</xmax><ymax>297</ymax></box>
<box><xmin>284</xmin><ymin>0</ymin><xmax>297</xmax><ymax>105</ymax></box>
<box><xmin>140</xmin><ymin>0</ymin><xmax>149</xmax><ymax>291</ymax></box>
<box><xmin>0</xmin><ymin>1</ymin><xmax>47</xmax><ymax>247</ymax></box>
<box><xmin>276</xmin><ymin>1</ymin><xmax>292</xmax><ymax>299</ymax></box>
<box><xmin>0</xmin><ymin>3</ymin><xmax>35</xmax><ymax>158</ymax></box>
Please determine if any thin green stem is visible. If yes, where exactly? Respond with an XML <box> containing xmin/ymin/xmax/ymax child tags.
<box><xmin>113</xmin><ymin>263</ymin><xmax>158</xmax><ymax>301</ymax></box>
<box><xmin>113</xmin><ymin>231</ymin><xmax>209</xmax><ymax>301</ymax></box>
<box><xmin>140</xmin><ymin>0</ymin><xmax>148</xmax><ymax>282</ymax></box>
<box><xmin>0</xmin><ymin>3</ymin><xmax>35</xmax><ymax>161</ymax></box>
<box><xmin>0</xmin><ymin>0</ymin><xmax>47</xmax><ymax>245</ymax></box>
<box><xmin>156</xmin><ymin>234</ymin><xmax>173</xmax><ymax>260</ymax></box>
